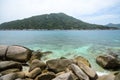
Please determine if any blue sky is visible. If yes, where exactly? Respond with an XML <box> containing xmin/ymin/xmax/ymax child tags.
<box><xmin>0</xmin><ymin>0</ymin><xmax>120</xmax><ymax>25</ymax></box>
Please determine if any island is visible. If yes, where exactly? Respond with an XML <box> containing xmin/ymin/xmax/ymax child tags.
<box><xmin>0</xmin><ymin>13</ymin><xmax>118</xmax><ymax>30</ymax></box>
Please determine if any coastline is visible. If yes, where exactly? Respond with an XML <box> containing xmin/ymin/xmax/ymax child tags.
<box><xmin>0</xmin><ymin>45</ymin><xmax>119</xmax><ymax>80</ymax></box>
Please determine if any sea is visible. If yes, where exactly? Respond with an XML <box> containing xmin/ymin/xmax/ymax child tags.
<box><xmin>0</xmin><ymin>30</ymin><xmax>120</xmax><ymax>74</ymax></box>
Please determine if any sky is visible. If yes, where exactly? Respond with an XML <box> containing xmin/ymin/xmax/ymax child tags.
<box><xmin>0</xmin><ymin>0</ymin><xmax>120</xmax><ymax>25</ymax></box>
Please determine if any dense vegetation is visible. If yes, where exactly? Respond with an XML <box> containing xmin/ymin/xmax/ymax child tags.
<box><xmin>0</xmin><ymin>13</ymin><xmax>117</xmax><ymax>30</ymax></box>
<box><xmin>106</xmin><ymin>23</ymin><xmax>120</xmax><ymax>28</ymax></box>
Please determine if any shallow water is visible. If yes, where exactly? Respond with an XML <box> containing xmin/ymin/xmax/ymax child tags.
<box><xmin>0</xmin><ymin>30</ymin><xmax>120</xmax><ymax>72</ymax></box>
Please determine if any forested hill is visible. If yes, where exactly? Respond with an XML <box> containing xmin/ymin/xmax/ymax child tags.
<box><xmin>0</xmin><ymin>13</ymin><xmax>117</xmax><ymax>30</ymax></box>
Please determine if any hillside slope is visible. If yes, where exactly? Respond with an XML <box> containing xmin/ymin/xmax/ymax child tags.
<box><xmin>0</xmin><ymin>13</ymin><xmax>117</xmax><ymax>30</ymax></box>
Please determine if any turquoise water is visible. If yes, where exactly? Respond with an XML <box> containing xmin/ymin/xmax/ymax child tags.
<box><xmin>0</xmin><ymin>30</ymin><xmax>120</xmax><ymax>72</ymax></box>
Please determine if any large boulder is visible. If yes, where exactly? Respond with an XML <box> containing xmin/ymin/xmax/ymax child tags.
<box><xmin>69</xmin><ymin>64</ymin><xmax>89</xmax><ymax>80</ymax></box>
<box><xmin>96</xmin><ymin>55</ymin><xmax>120</xmax><ymax>69</ymax></box>
<box><xmin>29</xmin><ymin>59</ymin><xmax>46</xmax><ymax>72</ymax></box>
<box><xmin>53</xmin><ymin>72</ymin><xmax>74</xmax><ymax>80</ymax></box>
<box><xmin>77</xmin><ymin>61</ymin><xmax>98</xmax><ymax>80</ymax></box>
<box><xmin>46</xmin><ymin>59</ymin><xmax>74</xmax><ymax>73</ymax></box>
<box><xmin>35</xmin><ymin>72</ymin><xmax>56</xmax><ymax>80</ymax></box>
<box><xmin>6</xmin><ymin>45</ymin><xmax>32</xmax><ymax>62</ymax></box>
<box><xmin>0</xmin><ymin>61</ymin><xmax>22</xmax><ymax>72</ymax></box>
<box><xmin>74</xmin><ymin>56</ymin><xmax>91</xmax><ymax>67</ymax></box>
<box><xmin>0</xmin><ymin>45</ymin><xmax>8</xmax><ymax>60</ymax></box>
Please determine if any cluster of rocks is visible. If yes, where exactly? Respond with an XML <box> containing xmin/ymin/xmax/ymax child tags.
<box><xmin>0</xmin><ymin>45</ymin><xmax>120</xmax><ymax>80</ymax></box>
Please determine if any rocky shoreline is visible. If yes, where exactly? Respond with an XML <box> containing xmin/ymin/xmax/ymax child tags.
<box><xmin>0</xmin><ymin>45</ymin><xmax>120</xmax><ymax>80</ymax></box>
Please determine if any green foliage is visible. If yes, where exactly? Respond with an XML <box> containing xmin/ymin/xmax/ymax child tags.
<box><xmin>0</xmin><ymin>13</ymin><xmax>118</xmax><ymax>30</ymax></box>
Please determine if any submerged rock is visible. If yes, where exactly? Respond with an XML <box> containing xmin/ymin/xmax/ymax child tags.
<box><xmin>6</xmin><ymin>45</ymin><xmax>32</xmax><ymax>62</ymax></box>
<box><xmin>96</xmin><ymin>55</ymin><xmax>120</xmax><ymax>69</ymax></box>
<box><xmin>46</xmin><ymin>59</ymin><xmax>74</xmax><ymax>73</ymax></box>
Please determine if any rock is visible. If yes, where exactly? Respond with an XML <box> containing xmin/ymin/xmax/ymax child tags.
<box><xmin>74</xmin><ymin>56</ymin><xmax>91</xmax><ymax>67</ymax></box>
<box><xmin>115</xmin><ymin>72</ymin><xmax>120</xmax><ymax>80</ymax></box>
<box><xmin>97</xmin><ymin>73</ymin><xmax>115</xmax><ymax>80</ymax></box>
<box><xmin>15</xmin><ymin>78</ymin><xmax>24</xmax><ymax>80</ymax></box>
<box><xmin>26</xmin><ymin>68</ymin><xmax>41</xmax><ymax>79</ymax></box>
<box><xmin>29</xmin><ymin>51</ymin><xmax>42</xmax><ymax>63</ymax></box>
<box><xmin>0</xmin><ymin>73</ymin><xmax>2</xmax><ymax>77</ymax></box>
<box><xmin>0</xmin><ymin>72</ymin><xmax>25</xmax><ymax>80</ymax></box>
<box><xmin>29</xmin><ymin>59</ymin><xmax>46</xmax><ymax>72</ymax></box>
<box><xmin>0</xmin><ymin>73</ymin><xmax>16</xmax><ymax>80</ymax></box>
<box><xmin>15</xmin><ymin>78</ymin><xmax>33</xmax><ymax>80</ymax></box>
<box><xmin>6</xmin><ymin>45</ymin><xmax>32</xmax><ymax>62</ymax></box>
<box><xmin>77</xmin><ymin>61</ymin><xmax>98</xmax><ymax>80</ymax></box>
<box><xmin>0</xmin><ymin>68</ymin><xmax>20</xmax><ymax>75</ymax></box>
<box><xmin>0</xmin><ymin>45</ymin><xmax>8</xmax><ymax>60</ymax></box>
<box><xmin>35</xmin><ymin>72</ymin><xmax>56</xmax><ymax>80</ymax></box>
<box><xmin>15</xmin><ymin>72</ymin><xmax>25</xmax><ymax>79</ymax></box>
<box><xmin>52</xmin><ymin>72</ymin><xmax>74</xmax><ymax>80</ymax></box>
<box><xmin>42</xmin><ymin>51</ymin><xmax>53</xmax><ymax>55</ymax></box>
<box><xmin>0</xmin><ymin>61</ymin><xmax>22</xmax><ymax>72</ymax></box>
<box><xmin>46</xmin><ymin>59</ymin><xmax>74</xmax><ymax>73</ymax></box>
<box><xmin>69</xmin><ymin>64</ymin><xmax>89</xmax><ymax>80</ymax></box>
<box><xmin>96</xmin><ymin>55</ymin><xmax>120</xmax><ymax>69</ymax></box>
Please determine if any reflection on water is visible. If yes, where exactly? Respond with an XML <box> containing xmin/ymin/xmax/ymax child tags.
<box><xmin>0</xmin><ymin>30</ymin><xmax>120</xmax><ymax>72</ymax></box>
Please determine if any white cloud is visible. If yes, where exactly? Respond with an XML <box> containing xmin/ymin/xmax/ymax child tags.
<box><xmin>0</xmin><ymin>0</ymin><xmax>120</xmax><ymax>24</ymax></box>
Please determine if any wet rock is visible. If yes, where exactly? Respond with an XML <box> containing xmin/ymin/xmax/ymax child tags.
<box><xmin>96</xmin><ymin>55</ymin><xmax>120</xmax><ymax>69</ymax></box>
<box><xmin>77</xmin><ymin>61</ymin><xmax>98</xmax><ymax>80</ymax></box>
<box><xmin>53</xmin><ymin>72</ymin><xmax>74</xmax><ymax>80</ymax></box>
<box><xmin>69</xmin><ymin>64</ymin><xmax>89</xmax><ymax>80</ymax></box>
<box><xmin>6</xmin><ymin>45</ymin><xmax>32</xmax><ymax>62</ymax></box>
<box><xmin>74</xmin><ymin>56</ymin><xmax>91</xmax><ymax>67</ymax></box>
<box><xmin>29</xmin><ymin>59</ymin><xmax>46</xmax><ymax>72</ymax></box>
<box><xmin>0</xmin><ymin>61</ymin><xmax>22</xmax><ymax>72</ymax></box>
<box><xmin>97</xmin><ymin>73</ymin><xmax>115</xmax><ymax>80</ymax></box>
<box><xmin>46</xmin><ymin>59</ymin><xmax>74</xmax><ymax>73</ymax></box>
<box><xmin>42</xmin><ymin>51</ymin><xmax>53</xmax><ymax>55</ymax></box>
<box><xmin>0</xmin><ymin>45</ymin><xmax>8</xmax><ymax>60</ymax></box>
<box><xmin>35</xmin><ymin>72</ymin><xmax>56</xmax><ymax>80</ymax></box>
<box><xmin>26</xmin><ymin>68</ymin><xmax>41</xmax><ymax>79</ymax></box>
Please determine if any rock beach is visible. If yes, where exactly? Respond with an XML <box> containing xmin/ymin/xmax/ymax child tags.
<box><xmin>0</xmin><ymin>45</ymin><xmax>120</xmax><ymax>80</ymax></box>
